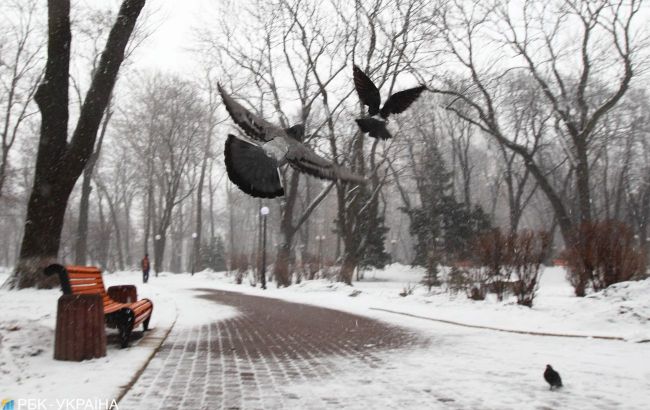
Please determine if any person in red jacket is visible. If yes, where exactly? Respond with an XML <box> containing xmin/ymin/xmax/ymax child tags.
<box><xmin>142</xmin><ymin>254</ymin><xmax>150</xmax><ymax>283</ymax></box>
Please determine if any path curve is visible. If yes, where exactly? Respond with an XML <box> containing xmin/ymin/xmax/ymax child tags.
<box><xmin>119</xmin><ymin>289</ymin><xmax>427</xmax><ymax>410</ymax></box>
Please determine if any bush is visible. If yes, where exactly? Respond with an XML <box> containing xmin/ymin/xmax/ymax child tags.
<box><xmin>563</xmin><ymin>220</ymin><xmax>646</xmax><ymax>296</ymax></box>
<box><xmin>421</xmin><ymin>249</ymin><xmax>442</xmax><ymax>291</ymax></box>
<box><xmin>474</xmin><ymin>229</ymin><xmax>509</xmax><ymax>301</ymax></box>
<box><xmin>446</xmin><ymin>264</ymin><xmax>470</xmax><ymax>295</ymax></box>
<box><xmin>230</xmin><ymin>253</ymin><xmax>249</xmax><ymax>284</ymax></box>
<box><xmin>507</xmin><ymin>230</ymin><xmax>551</xmax><ymax>307</ymax></box>
<box><xmin>465</xmin><ymin>266</ymin><xmax>489</xmax><ymax>300</ymax></box>
<box><xmin>472</xmin><ymin>228</ymin><xmax>550</xmax><ymax>306</ymax></box>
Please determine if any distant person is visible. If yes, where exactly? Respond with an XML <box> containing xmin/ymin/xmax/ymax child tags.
<box><xmin>142</xmin><ymin>254</ymin><xmax>150</xmax><ymax>283</ymax></box>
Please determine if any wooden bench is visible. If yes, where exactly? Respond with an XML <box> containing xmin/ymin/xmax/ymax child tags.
<box><xmin>45</xmin><ymin>264</ymin><xmax>153</xmax><ymax>348</ymax></box>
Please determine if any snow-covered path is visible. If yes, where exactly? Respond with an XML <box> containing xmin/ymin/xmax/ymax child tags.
<box><xmin>120</xmin><ymin>285</ymin><xmax>648</xmax><ymax>409</ymax></box>
<box><xmin>2</xmin><ymin>266</ymin><xmax>649</xmax><ymax>409</ymax></box>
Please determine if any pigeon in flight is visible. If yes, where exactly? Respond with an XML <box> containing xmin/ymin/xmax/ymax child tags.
<box><xmin>218</xmin><ymin>84</ymin><xmax>366</xmax><ymax>198</ymax></box>
<box><xmin>353</xmin><ymin>65</ymin><xmax>427</xmax><ymax>139</ymax></box>
<box><xmin>544</xmin><ymin>365</ymin><xmax>563</xmax><ymax>390</ymax></box>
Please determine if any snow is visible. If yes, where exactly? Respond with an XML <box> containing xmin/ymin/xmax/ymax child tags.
<box><xmin>0</xmin><ymin>269</ymin><xmax>236</xmax><ymax>404</ymax></box>
<box><xmin>1</xmin><ymin>264</ymin><xmax>649</xmax><ymax>409</ymax></box>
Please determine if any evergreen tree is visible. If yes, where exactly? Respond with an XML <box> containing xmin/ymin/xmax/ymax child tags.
<box><xmin>334</xmin><ymin>188</ymin><xmax>392</xmax><ymax>271</ymax></box>
<box><xmin>358</xmin><ymin>204</ymin><xmax>391</xmax><ymax>270</ymax></box>
<box><xmin>200</xmin><ymin>234</ymin><xmax>227</xmax><ymax>272</ymax></box>
<box><xmin>406</xmin><ymin>140</ymin><xmax>491</xmax><ymax>267</ymax></box>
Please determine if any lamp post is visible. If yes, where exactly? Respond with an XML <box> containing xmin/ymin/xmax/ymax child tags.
<box><xmin>191</xmin><ymin>232</ymin><xmax>198</xmax><ymax>276</ymax></box>
<box><xmin>390</xmin><ymin>239</ymin><xmax>397</xmax><ymax>263</ymax></box>
<box><xmin>260</xmin><ymin>206</ymin><xmax>269</xmax><ymax>289</ymax></box>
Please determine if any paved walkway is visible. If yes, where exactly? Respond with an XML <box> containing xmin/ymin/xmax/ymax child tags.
<box><xmin>119</xmin><ymin>289</ymin><xmax>430</xmax><ymax>410</ymax></box>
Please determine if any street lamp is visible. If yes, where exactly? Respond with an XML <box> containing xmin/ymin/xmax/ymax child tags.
<box><xmin>191</xmin><ymin>232</ymin><xmax>198</xmax><ymax>276</ymax></box>
<box><xmin>260</xmin><ymin>206</ymin><xmax>269</xmax><ymax>289</ymax></box>
<box><xmin>390</xmin><ymin>239</ymin><xmax>397</xmax><ymax>263</ymax></box>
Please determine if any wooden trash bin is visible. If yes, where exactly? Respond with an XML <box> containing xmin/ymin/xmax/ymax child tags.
<box><xmin>107</xmin><ymin>285</ymin><xmax>137</xmax><ymax>303</ymax></box>
<box><xmin>54</xmin><ymin>294</ymin><xmax>106</xmax><ymax>361</ymax></box>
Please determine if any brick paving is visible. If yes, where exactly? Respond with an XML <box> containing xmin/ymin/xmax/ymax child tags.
<box><xmin>119</xmin><ymin>289</ymin><xmax>433</xmax><ymax>410</ymax></box>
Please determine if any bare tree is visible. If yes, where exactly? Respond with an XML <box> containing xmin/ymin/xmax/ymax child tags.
<box><xmin>121</xmin><ymin>74</ymin><xmax>205</xmax><ymax>274</ymax></box>
<box><xmin>5</xmin><ymin>0</ymin><xmax>145</xmax><ymax>289</ymax></box>
<box><xmin>0</xmin><ymin>0</ymin><xmax>43</xmax><ymax>198</ymax></box>
<box><xmin>427</xmin><ymin>0</ymin><xmax>646</xmax><ymax>247</ymax></box>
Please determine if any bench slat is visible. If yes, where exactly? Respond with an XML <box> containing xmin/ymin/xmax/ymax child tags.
<box><xmin>74</xmin><ymin>287</ymin><xmax>107</xmax><ymax>295</ymax></box>
<box><xmin>66</xmin><ymin>266</ymin><xmax>103</xmax><ymax>274</ymax></box>
<box><xmin>68</xmin><ymin>273</ymin><xmax>104</xmax><ymax>279</ymax></box>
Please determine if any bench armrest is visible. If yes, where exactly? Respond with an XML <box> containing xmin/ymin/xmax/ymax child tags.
<box><xmin>43</xmin><ymin>264</ymin><xmax>72</xmax><ymax>295</ymax></box>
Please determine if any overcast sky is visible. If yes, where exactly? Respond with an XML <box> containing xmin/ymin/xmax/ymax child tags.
<box><xmin>128</xmin><ymin>0</ymin><xmax>229</xmax><ymax>74</ymax></box>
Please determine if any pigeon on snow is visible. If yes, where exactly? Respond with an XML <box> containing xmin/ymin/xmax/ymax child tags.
<box><xmin>353</xmin><ymin>64</ymin><xmax>427</xmax><ymax>140</ymax></box>
<box><xmin>544</xmin><ymin>364</ymin><xmax>563</xmax><ymax>390</ymax></box>
<box><xmin>218</xmin><ymin>84</ymin><xmax>366</xmax><ymax>198</ymax></box>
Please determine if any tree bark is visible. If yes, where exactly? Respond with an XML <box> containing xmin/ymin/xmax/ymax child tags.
<box><xmin>338</xmin><ymin>252</ymin><xmax>357</xmax><ymax>286</ymax></box>
<box><xmin>5</xmin><ymin>0</ymin><xmax>145</xmax><ymax>289</ymax></box>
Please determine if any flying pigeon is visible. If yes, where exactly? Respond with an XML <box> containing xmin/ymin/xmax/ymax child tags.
<box><xmin>218</xmin><ymin>84</ymin><xmax>366</xmax><ymax>198</ymax></box>
<box><xmin>353</xmin><ymin>64</ymin><xmax>427</xmax><ymax>139</ymax></box>
<box><xmin>544</xmin><ymin>365</ymin><xmax>563</xmax><ymax>390</ymax></box>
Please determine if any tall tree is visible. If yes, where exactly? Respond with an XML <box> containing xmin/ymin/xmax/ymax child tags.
<box><xmin>4</xmin><ymin>0</ymin><xmax>145</xmax><ymax>289</ymax></box>
<box><xmin>428</xmin><ymin>0</ymin><xmax>645</xmax><ymax>247</ymax></box>
<box><xmin>0</xmin><ymin>0</ymin><xmax>43</xmax><ymax>198</ymax></box>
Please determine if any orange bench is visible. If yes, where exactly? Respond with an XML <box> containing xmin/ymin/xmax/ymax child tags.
<box><xmin>45</xmin><ymin>264</ymin><xmax>153</xmax><ymax>348</ymax></box>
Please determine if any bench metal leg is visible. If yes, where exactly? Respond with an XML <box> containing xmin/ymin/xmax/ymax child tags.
<box><xmin>118</xmin><ymin>308</ymin><xmax>135</xmax><ymax>348</ymax></box>
<box><xmin>143</xmin><ymin>315</ymin><xmax>151</xmax><ymax>331</ymax></box>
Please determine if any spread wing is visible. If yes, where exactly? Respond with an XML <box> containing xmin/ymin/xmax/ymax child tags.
<box><xmin>224</xmin><ymin>134</ymin><xmax>284</xmax><ymax>198</ymax></box>
<box><xmin>353</xmin><ymin>65</ymin><xmax>381</xmax><ymax>116</ymax></box>
<box><xmin>218</xmin><ymin>84</ymin><xmax>283</xmax><ymax>142</ymax></box>
<box><xmin>380</xmin><ymin>85</ymin><xmax>427</xmax><ymax>118</ymax></box>
<box><xmin>287</xmin><ymin>144</ymin><xmax>366</xmax><ymax>184</ymax></box>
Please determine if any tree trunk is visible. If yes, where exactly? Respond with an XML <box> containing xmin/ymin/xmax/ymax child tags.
<box><xmin>338</xmin><ymin>252</ymin><xmax>357</xmax><ymax>286</ymax></box>
<box><xmin>143</xmin><ymin>183</ymin><xmax>153</xmax><ymax>256</ymax></box>
<box><xmin>575</xmin><ymin>138</ymin><xmax>592</xmax><ymax>223</ymax></box>
<box><xmin>123</xmin><ymin>195</ymin><xmax>133</xmax><ymax>267</ymax></box>
<box><xmin>103</xmin><ymin>186</ymin><xmax>124</xmax><ymax>270</ymax></box>
<box><xmin>96</xmin><ymin>195</ymin><xmax>110</xmax><ymax>269</ymax></box>
<box><xmin>153</xmin><ymin>230</ymin><xmax>166</xmax><ymax>274</ymax></box>
<box><xmin>74</xmin><ymin>165</ymin><xmax>93</xmax><ymax>265</ymax></box>
<box><xmin>74</xmin><ymin>103</ymin><xmax>111</xmax><ymax>265</ymax></box>
<box><xmin>5</xmin><ymin>0</ymin><xmax>145</xmax><ymax>289</ymax></box>
<box><xmin>273</xmin><ymin>243</ymin><xmax>293</xmax><ymax>287</ymax></box>
<box><xmin>11</xmin><ymin>185</ymin><xmax>70</xmax><ymax>288</ymax></box>
<box><xmin>194</xmin><ymin>137</ymin><xmax>211</xmax><ymax>272</ymax></box>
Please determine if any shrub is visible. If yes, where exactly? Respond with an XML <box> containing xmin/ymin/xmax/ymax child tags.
<box><xmin>399</xmin><ymin>282</ymin><xmax>416</xmax><ymax>297</ymax></box>
<box><xmin>230</xmin><ymin>253</ymin><xmax>249</xmax><ymax>284</ymax></box>
<box><xmin>471</xmin><ymin>228</ymin><xmax>550</xmax><ymax>306</ymax></box>
<box><xmin>446</xmin><ymin>264</ymin><xmax>470</xmax><ymax>295</ymax></box>
<box><xmin>421</xmin><ymin>249</ymin><xmax>442</xmax><ymax>291</ymax></box>
<box><xmin>465</xmin><ymin>266</ymin><xmax>489</xmax><ymax>300</ymax></box>
<box><xmin>564</xmin><ymin>220</ymin><xmax>646</xmax><ymax>296</ymax></box>
<box><xmin>474</xmin><ymin>229</ymin><xmax>510</xmax><ymax>301</ymax></box>
<box><xmin>507</xmin><ymin>230</ymin><xmax>551</xmax><ymax>307</ymax></box>
<box><xmin>301</xmin><ymin>252</ymin><xmax>320</xmax><ymax>280</ymax></box>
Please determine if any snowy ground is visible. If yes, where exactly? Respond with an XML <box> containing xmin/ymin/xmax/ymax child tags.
<box><xmin>1</xmin><ymin>264</ymin><xmax>649</xmax><ymax>409</ymax></box>
<box><xmin>0</xmin><ymin>267</ymin><xmax>237</xmax><ymax>406</ymax></box>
